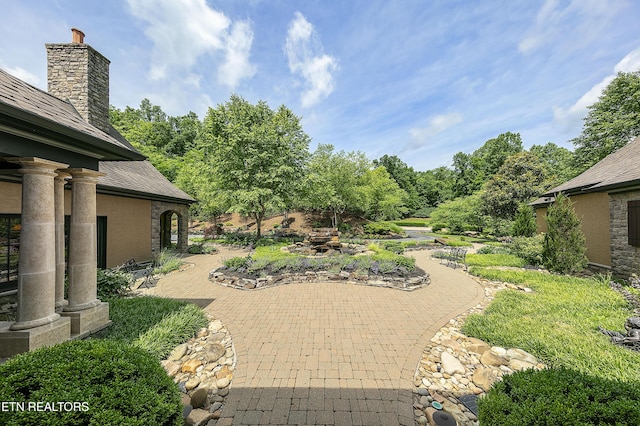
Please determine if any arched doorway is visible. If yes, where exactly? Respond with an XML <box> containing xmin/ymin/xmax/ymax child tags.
<box><xmin>159</xmin><ymin>210</ymin><xmax>180</xmax><ymax>250</ymax></box>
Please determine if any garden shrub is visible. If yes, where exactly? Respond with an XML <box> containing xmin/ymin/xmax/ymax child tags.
<box><xmin>0</xmin><ymin>339</ymin><xmax>181</xmax><ymax>426</ymax></box>
<box><xmin>509</xmin><ymin>234</ymin><xmax>544</xmax><ymax>266</ymax></box>
<box><xmin>476</xmin><ymin>245</ymin><xmax>510</xmax><ymax>255</ymax></box>
<box><xmin>96</xmin><ymin>269</ymin><xmax>132</xmax><ymax>299</ymax></box>
<box><xmin>381</xmin><ymin>240</ymin><xmax>404</xmax><ymax>254</ymax></box>
<box><xmin>223</xmin><ymin>255</ymin><xmax>252</xmax><ymax>271</ymax></box>
<box><xmin>542</xmin><ymin>193</ymin><xmax>587</xmax><ymax>273</ymax></box>
<box><xmin>511</xmin><ymin>203</ymin><xmax>536</xmax><ymax>237</ymax></box>
<box><xmin>153</xmin><ymin>249</ymin><xmax>183</xmax><ymax>275</ymax></box>
<box><xmin>430</xmin><ymin>223</ymin><xmax>446</xmax><ymax>232</ymax></box>
<box><xmin>479</xmin><ymin>367</ymin><xmax>640</xmax><ymax>426</ymax></box>
<box><xmin>362</xmin><ymin>221</ymin><xmax>405</xmax><ymax>235</ymax></box>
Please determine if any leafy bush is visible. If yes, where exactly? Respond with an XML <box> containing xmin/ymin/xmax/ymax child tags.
<box><xmin>223</xmin><ymin>255</ymin><xmax>252</xmax><ymax>271</ymax></box>
<box><xmin>476</xmin><ymin>245</ymin><xmax>510</xmax><ymax>255</ymax></box>
<box><xmin>429</xmin><ymin>193</ymin><xmax>486</xmax><ymax>234</ymax></box>
<box><xmin>363</xmin><ymin>221</ymin><xmax>405</xmax><ymax>235</ymax></box>
<box><xmin>0</xmin><ymin>339</ymin><xmax>182</xmax><ymax>426</ymax></box>
<box><xmin>542</xmin><ymin>193</ymin><xmax>587</xmax><ymax>273</ymax></box>
<box><xmin>479</xmin><ymin>367</ymin><xmax>640</xmax><ymax>426</ymax></box>
<box><xmin>411</xmin><ymin>206</ymin><xmax>435</xmax><ymax>218</ymax></box>
<box><xmin>509</xmin><ymin>234</ymin><xmax>544</xmax><ymax>266</ymax></box>
<box><xmin>430</xmin><ymin>223</ymin><xmax>446</xmax><ymax>232</ymax></box>
<box><xmin>187</xmin><ymin>244</ymin><xmax>217</xmax><ymax>254</ymax></box>
<box><xmin>381</xmin><ymin>240</ymin><xmax>404</xmax><ymax>254</ymax></box>
<box><xmin>97</xmin><ymin>269</ymin><xmax>132</xmax><ymax>299</ymax></box>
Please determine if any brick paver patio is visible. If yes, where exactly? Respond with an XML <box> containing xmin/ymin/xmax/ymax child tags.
<box><xmin>147</xmin><ymin>248</ymin><xmax>483</xmax><ymax>425</ymax></box>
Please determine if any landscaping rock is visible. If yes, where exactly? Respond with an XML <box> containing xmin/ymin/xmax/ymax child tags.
<box><xmin>185</xmin><ymin>408</ymin><xmax>213</xmax><ymax>426</ymax></box>
<box><xmin>169</xmin><ymin>343</ymin><xmax>188</xmax><ymax>361</ymax></box>
<box><xmin>480</xmin><ymin>349</ymin><xmax>509</xmax><ymax>367</ymax></box>
<box><xmin>181</xmin><ymin>359</ymin><xmax>203</xmax><ymax>374</ymax></box>
<box><xmin>441</xmin><ymin>351</ymin><xmax>465</xmax><ymax>375</ymax></box>
<box><xmin>190</xmin><ymin>388</ymin><xmax>209</xmax><ymax>409</ymax></box>
<box><xmin>205</xmin><ymin>343</ymin><xmax>226</xmax><ymax>362</ymax></box>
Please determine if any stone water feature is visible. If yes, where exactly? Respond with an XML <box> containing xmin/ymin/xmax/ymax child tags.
<box><xmin>284</xmin><ymin>228</ymin><xmax>366</xmax><ymax>256</ymax></box>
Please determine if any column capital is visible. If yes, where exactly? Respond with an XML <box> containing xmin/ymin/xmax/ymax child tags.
<box><xmin>55</xmin><ymin>170</ymin><xmax>71</xmax><ymax>181</ymax></box>
<box><xmin>5</xmin><ymin>157</ymin><xmax>69</xmax><ymax>175</ymax></box>
<box><xmin>64</xmin><ymin>168</ymin><xmax>105</xmax><ymax>181</ymax></box>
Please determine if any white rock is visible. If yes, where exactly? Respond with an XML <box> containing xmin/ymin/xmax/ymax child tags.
<box><xmin>441</xmin><ymin>352</ymin><xmax>465</xmax><ymax>375</ymax></box>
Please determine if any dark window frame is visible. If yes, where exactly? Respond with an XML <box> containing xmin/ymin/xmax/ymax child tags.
<box><xmin>0</xmin><ymin>214</ymin><xmax>20</xmax><ymax>289</ymax></box>
<box><xmin>628</xmin><ymin>200</ymin><xmax>640</xmax><ymax>246</ymax></box>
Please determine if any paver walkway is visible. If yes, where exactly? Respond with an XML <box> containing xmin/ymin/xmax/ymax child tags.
<box><xmin>147</xmin><ymin>248</ymin><xmax>483</xmax><ymax>425</ymax></box>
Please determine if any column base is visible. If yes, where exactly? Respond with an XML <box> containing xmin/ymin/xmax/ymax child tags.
<box><xmin>0</xmin><ymin>317</ymin><xmax>71</xmax><ymax>358</ymax></box>
<box><xmin>60</xmin><ymin>302</ymin><xmax>111</xmax><ymax>339</ymax></box>
<box><xmin>55</xmin><ymin>299</ymin><xmax>69</xmax><ymax>313</ymax></box>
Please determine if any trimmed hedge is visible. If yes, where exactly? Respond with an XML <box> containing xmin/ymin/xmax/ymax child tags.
<box><xmin>479</xmin><ymin>367</ymin><xmax>640</xmax><ymax>426</ymax></box>
<box><xmin>362</xmin><ymin>221</ymin><xmax>405</xmax><ymax>235</ymax></box>
<box><xmin>0</xmin><ymin>339</ymin><xmax>181</xmax><ymax>425</ymax></box>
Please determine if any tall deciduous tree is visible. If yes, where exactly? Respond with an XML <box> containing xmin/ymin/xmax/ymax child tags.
<box><xmin>305</xmin><ymin>144</ymin><xmax>370</xmax><ymax>228</ymax></box>
<box><xmin>480</xmin><ymin>152</ymin><xmax>547</xmax><ymax>221</ymax></box>
<box><xmin>529</xmin><ymin>142</ymin><xmax>576</xmax><ymax>188</ymax></box>
<box><xmin>360</xmin><ymin>166</ymin><xmax>409</xmax><ymax>221</ymax></box>
<box><xmin>452</xmin><ymin>132</ymin><xmax>523</xmax><ymax>197</ymax></box>
<box><xmin>572</xmin><ymin>70</ymin><xmax>640</xmax><ymax>172</ymax></box>
<box><xmin>203</xmin><ymin>95</ymin><xmax>310</xmax><ymax>238</ymax></box>
<box><xmin>373</xmin><ymin>155</ymin><xmax>420</xmax><ymax>214</ymax></box>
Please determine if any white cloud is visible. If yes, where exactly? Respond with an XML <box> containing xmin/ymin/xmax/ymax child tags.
<box><xmin>519</xmin><ymin>0</ymin><xmax>624</xmax><ymax>54</ymax></box>
<box><xmin>218</xmin><ymin>21</ymin><xmax>256</xmax><ymax>88</ymax></box>
<box><xmin>408</xmin><ymin>112</ymin><xmax>463</xmax><ymax>147</ymax></box>
<box><xmin>126</xmin><ymin>0</ymin><xmax>254</xmax><ymax>89</ymax></box>
<box><xmin>285</xmin><ymin>12</ymin><xmax>338</xmax><ymax>108</ymax></box>
<box><xmin>1</xmin><ymin>63</ymin><xmax>40</xmax><ymax>85</ymax></box>
<box><xmin>553</xmin><ymin>47</ymin><xmax>640</xmax><ymax>130</ymax></box>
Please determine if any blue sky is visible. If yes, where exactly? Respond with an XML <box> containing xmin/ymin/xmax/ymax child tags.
<box><xmin>2</xmin><ymin>1</ymin><xmax>640</xmax><ymax>171</ymax></box>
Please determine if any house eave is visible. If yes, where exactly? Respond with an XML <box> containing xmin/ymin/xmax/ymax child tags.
<box><xmin>0</xmin><ymin>103</ymin><xmax>145</xmax><ymax>162</ymax></box>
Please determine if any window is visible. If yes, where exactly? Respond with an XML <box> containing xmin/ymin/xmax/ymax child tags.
<box><xmin>629</xmin><ymin>200</ymin><xmax>640</xmax><ymax>246</ymax></box>
<box><xmin>0</xmin><ymin>215</ymin><xmax>20</xmax><ymax>291</ymax></box>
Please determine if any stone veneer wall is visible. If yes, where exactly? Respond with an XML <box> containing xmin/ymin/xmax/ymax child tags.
<box><xmin>46</xmin><ymin>43</ymin><xmax>111</xmax><ymax>133</ymax></box>
<box><xmin>151</xmin><ymin>201</ymin><xmax>189</xmax><ymax>256</ymax></box>
<box><xmin>610</xmin><ymin>190</ymin><xmax>640</xmax><ymax>277</ymax></box>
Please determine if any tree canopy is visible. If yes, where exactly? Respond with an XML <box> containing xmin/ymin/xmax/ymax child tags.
<box><xmin>572</xmin><ymin>70</ymin><xmax>640</xmax><ymax>173</ymax></box>
<box><xmin>203</xmin><ymin>95</ymin><xmax>311</xmax><ymax>237</ymax></box>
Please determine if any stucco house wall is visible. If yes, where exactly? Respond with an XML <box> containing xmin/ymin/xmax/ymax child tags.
<box><xmin>534</xmin><ymin>192</ymin><xmax>611</xmax><ymax>267</ymax></box>
<box><xmin>572</xmin><ymin>192</ymin><xmax>611</xmax><ymax>267</ymax></box>
<box><xmin>97</xmin><ymin>194</ymin><xmax>152</xmax><ymax>268</ymax></box>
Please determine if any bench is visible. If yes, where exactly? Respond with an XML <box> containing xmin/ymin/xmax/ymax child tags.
<box><xmin>114</xmin><ymin>259</ymin><xmax>158</xmax><ymax>289</ymax></box>
<box><xmin>433</xmin><ymin>247</ymin><xmax>467</xmax><ymax>270</ymax></box>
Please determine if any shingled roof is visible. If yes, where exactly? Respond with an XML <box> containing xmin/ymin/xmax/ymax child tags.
<box><xmin>533</xmin><ymin>136</ymin><xmax>640</xmax><ymax>205</ymax></box>
<box><xmin>98</xmin><ymin>161</ymin><xmax>194</xmax><ymax>203</ymax></box>
<box><xmin>0</xmin><ymin>69</ymin><xmax>144</xmax><ymax>161</ymax></box>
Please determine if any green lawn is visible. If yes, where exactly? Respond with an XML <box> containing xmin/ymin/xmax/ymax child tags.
<box><xmin>465</xmin><ymin>253</ymin><xmax>526</xmax><ymax>267</ymax></box>
<box><xmin>463</xmin><ymin>267</ymin><xmax>640</xmax><ymax>382</ymax></box>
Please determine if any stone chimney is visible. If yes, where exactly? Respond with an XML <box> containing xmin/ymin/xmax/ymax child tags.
<box><xmin>46</xmin><ymin>28</ymin><xmax>111</xmax><ymax>133</ymax></box>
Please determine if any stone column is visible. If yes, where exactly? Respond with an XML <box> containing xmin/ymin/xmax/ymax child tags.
<box><xmin>5</xmin><ymin>158</ymin><xmax>67</xmax><ymax>330</ymax></box>
<box><xmin>64</xmin><ymin>169</ymin><xmax>104</xmax><ymax>312</ymax></box>
<box><xmin>54</xmin><ymin>171</ymin><xmax>70</xmax><ymax>312</ymax></box>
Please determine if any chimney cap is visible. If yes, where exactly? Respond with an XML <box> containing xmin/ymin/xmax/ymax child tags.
<box><xmin>71</xmin><ymin>28</ymin><xmax>85</xmax><ymax>44</ymax></box>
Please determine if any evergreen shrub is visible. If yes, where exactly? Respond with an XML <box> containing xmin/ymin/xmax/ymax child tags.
<box><xmin>0</xmin><ymin>340</ymin><xmax>181</xmax><ymax>426</ymax></box>
<box><xmin>542</xmin><ymin>193</ymin><xmax>587</xmax><ymax>273</ymax></box>
<box><xmin>479</xmin><ymin>367</ymin><xmax>640</xmax><ymax>426</ymax></box>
